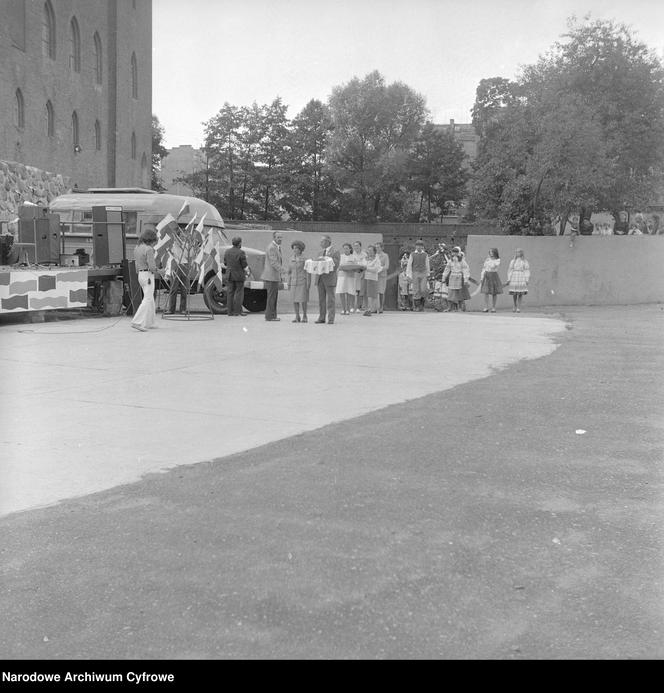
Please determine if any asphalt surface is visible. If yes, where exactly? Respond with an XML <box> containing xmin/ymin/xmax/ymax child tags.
<box><xmin>0</xmin><ymin>305</ymin><xmax>662</xmax><ymax>660</ymax></box>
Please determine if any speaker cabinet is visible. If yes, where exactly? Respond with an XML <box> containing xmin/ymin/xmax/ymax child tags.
<box><xmin>92</xmin><ymin>206</ymin><xmax>124</xmax><ymax>266</ymax></box>
<box><xmin>18</xmin><ymin>204</ymin><xmax>49</xmax><ymax>220</ymax></box>
<box><xmin>17</xmin><ymin>214</ymin><xmax>61</xmax><ymax>263</ymax></box>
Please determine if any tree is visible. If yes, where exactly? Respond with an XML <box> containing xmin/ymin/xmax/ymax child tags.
<box><xmin>470</xmin><ymin>17</ymin><xmax>664</xmax><ymax>231</ymax></box>
<box><xmin>282</xmin><ymin>100</ymin><xmax>338</xmax><ymax>220</ymax></box>
<box><xmin>203</xmin><ymin>103</ymin><xmax>246</xmax><ymax>219</ymax></box>
<box><xmin>326</xmin><ymin>71</ymin><xmax>427</xmax><ymax>222</ymax></box>
<box><xmin>151</xmin><ymin>115</ymin><xmax>168</xmax><ymax>191</ymax></box>
<box><xmin>253</xmin><ymin>98</ymin><xmax>290</xmax><ymax>220</ymax></box>
<box><xmin>409</xmin><ymin>123</ymin><xmax>468</xmax><ymax>222</ymax></box>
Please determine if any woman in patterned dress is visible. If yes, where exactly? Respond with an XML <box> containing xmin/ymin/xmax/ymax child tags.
<box><xmin>441</xmin><ymin>247</ymin><xmax>469</xmax><ymax>312</ymax></box>
<box><xmin>507</xmin><ymin>248</ymin><xmax>530</xmax><ymax>313</ymax></box>
<box><xmin>287</xmin><ymin>240</ymin><xmax>311</xmax><ymax>322</ymax></box>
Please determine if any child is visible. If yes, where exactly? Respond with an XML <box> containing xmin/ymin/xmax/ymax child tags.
<box><xmin>362</xmin><ymin>244</ymin><xmax>383</xmax><ymax>316</ymax></box>
<box><xmin>507</xmin><ymin>248</ymin><xmax>530</xmax><ymax>313</ymax></box>
<box><xmin>398</xmin><ymin>267</ymin><xmax>412</xmax><ymax>311</ymax></box>
<box><xmin>442</xmin><ymin>247</ymin><xmax>469</xmax><ymax>312</ymax></box>
<box><xmin>480</xmin><ymin>247</ymin><xmax>503</xmax><ymax>313</ymax></box>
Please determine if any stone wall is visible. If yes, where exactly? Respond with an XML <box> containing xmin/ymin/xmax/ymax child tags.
<box><xmin>0</xmin><ymin>160</ymin><xmax>71</xmax><ymax>223</ymax></box>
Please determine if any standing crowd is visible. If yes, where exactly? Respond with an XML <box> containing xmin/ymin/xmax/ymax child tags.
<box><xmin>129</xmin><ymin>229</ymin><xmax>532</xmax><ymax>331</ymax></box>
<box><xmin>256</xmin><ymin>232</ymin><xmax>392</xmax><ymax>324</ymax></box>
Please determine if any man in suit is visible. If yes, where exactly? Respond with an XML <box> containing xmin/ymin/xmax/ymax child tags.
<box><xmin>315</xmin><ymin>235</ymin><xmax>340</xmax><ymax>324</ymax></box>
<box><xmin>223</xmin><ymin>236</ymin><xmax>249</xmax><ymax>316</ymax></box>
<box><xmin>260</xmin><ymin>231</ymin><xmax>283</xmax><ymax>321</ymax></box>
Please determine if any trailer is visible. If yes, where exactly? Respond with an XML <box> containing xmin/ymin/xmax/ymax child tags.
<box><xmin>0</xmin><ymin>189</ymin><xmax>270</xmax><ymax>316</ymax></box>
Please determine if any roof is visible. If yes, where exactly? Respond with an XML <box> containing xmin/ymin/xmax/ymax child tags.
<box><xmin>50</xmin><ymin>190</ymin><xmax>225</xmax><ymax>228</ymax></box>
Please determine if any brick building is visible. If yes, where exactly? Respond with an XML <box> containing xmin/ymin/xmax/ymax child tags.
<box><xmin>0</xmin><ymin>0</ymin><xmax>152</xmax><ymax>219</ymax></box>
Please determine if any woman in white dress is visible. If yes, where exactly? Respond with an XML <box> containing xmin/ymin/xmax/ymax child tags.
<box><xmin>335</xmin><ymin>243</ymin><xmax>357</xmax><ymax>315</ymax></box>
<box><xmin>507</xmin><ymin>248</ymin><xmax>531</xmax><ymax>313</ymax></box>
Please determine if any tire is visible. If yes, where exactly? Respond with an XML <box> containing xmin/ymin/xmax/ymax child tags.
<box><xmin>203</xmin><ymin>277</ymin><xmax>228</xmax><ymax>314</ymax></box>
<box><xmin>243</xmin><ymin>288</ymin><xmax>267</xmax><ymax>313</ymax></box>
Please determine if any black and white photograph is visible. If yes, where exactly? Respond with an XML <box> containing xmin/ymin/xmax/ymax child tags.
<box><xmin>0</xmin><ymin>0</ymin><xmax>663</xmax><ymax>668</ymax></box>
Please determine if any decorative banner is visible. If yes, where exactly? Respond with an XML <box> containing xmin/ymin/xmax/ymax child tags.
<box><xmin>155</xmin><ymin>214</ymin><xmax>223</xmax><ymax>289</ymax></box>
<box><xmin>0</xmin><ymin>269</ymin><xmax>88</xmax><ymax>313</ymax></box>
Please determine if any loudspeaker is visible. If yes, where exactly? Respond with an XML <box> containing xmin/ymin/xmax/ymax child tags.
<box><xmin>17</xmin><ymin>214</ymin><xmax>60</xmax><ymax>263</ymax></box>
<box><xmin>92</xmin><ymin>206</ymin><xmax>124</xmax><ymax>266</ymax></box>
<box><xmin>18</xmin><ymin>204</ymin><xmax>49</xmax><ymax>220</ymax></box>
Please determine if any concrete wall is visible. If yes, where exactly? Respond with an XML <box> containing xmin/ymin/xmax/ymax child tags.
<box><xmin>464</xmin><ymin>235</ymin><xmax>664</xmax><ymax>308</ymax></box>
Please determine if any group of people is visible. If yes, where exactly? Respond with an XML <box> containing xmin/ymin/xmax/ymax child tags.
<box><xmin>397</xmin><ymin>244</ymin><xmax>531</xmax><ymax>314</ymax></box>
<box><xmin>259</xmin><ymin>231</ymin><xmax>391</xmax><ymax>324</ymax></box>
<box><xmin>129</xmin><ymin>227</ymin><xmax>532</xmax><ymax>332</ymax></box>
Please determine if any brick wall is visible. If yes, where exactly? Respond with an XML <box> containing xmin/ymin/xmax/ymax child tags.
<box><xmin>0</xmin><ymin>0</ymin><xmax>151</xmax><ymax>190</ymax></box>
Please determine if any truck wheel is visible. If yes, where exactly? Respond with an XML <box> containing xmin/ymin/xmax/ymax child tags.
<box><xmin>203</xmin><ymin>278</ymin><xmax>228</xmax><ymax>314</ymax></box>
<box><xmin>243</xmin><ymin>288</ymin><xmax>267</xmax><ymax>313</ymax></box>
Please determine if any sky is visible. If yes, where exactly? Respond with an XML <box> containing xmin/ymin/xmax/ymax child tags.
<box><xmin>152</xmin><ymin>0</ymin><xmax>664</xmax><ymax>149</ymax></box>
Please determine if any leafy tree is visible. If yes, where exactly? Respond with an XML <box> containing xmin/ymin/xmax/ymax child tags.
<box><xmin>409</xmin><ymin>123</ymin><xmax>468</xmax><ymax>222</ymax></box>
<box><xmin>326</xmin><ymin>71</ymin><xmax>427</xmax><ymax>222</ymax></box>
<box><xmin>151</xmin><ymin>115</ymin><xmax>168</xmax><ymax>191</ymax></box>
<box><xmin>282</xmin><ymin>100</ymin><xmax>338</xmax><ymax>220</ymax></box>
<box><xmin>470</xmin><ymin>17</ymin><xmax>664</xmax><ymax>231</ymax></box>
<box><xmin>202</xmin><ymin>103</ymin><xmax>245</xmax><ymax>219</ymax></box>
<box><xmin>253</xmin><ymin>98</ymin><xmax>291</xmax><ymax>220</ymax></box>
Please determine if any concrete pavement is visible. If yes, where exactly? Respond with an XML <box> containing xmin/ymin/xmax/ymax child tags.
<box><xmin>0</xmin><ymin>304</ymin><xmax>662</xmax><ymax>659</ymax></box>
<box><xmin>0</xmin><ymin>307</ymin><xmax>563</xmax><ymax>516</ymax></box>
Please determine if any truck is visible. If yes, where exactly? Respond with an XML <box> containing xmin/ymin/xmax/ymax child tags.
<box><xmin>48</xmin><ymin>187</ymin><xmax>269</xmax><ymax>314</ymax></box>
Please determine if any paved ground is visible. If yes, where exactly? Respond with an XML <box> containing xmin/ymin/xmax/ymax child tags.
<box><xmin>0</xmin><ymin>306</ymin><xmax>562</xmax><ymax>516</ymax></box>
<box><xmin>0</xmin><ymin>304</ymin><xmax>662</xmax><ymax>659</ymax></box>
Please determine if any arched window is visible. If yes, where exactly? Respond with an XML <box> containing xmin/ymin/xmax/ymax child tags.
<box><xmin>46</xmin><ymin>100</ymin><xmax>54</xmax><ymax>137</ymax></box>
<box><xmin>93</xmin><ymin>32</ymin><xmax>103</xmax><ymax>84</ymax></box>
<box><xmin>70</xmin><ymin>17</ymin><xmax>81</xmax><ymax>73</ymax></box>
<box><xmin>131</xmin><ymin>52</ymin><xmax>138</xmax><ymax>99</ymax></box>
<box><xmin>15</xmin><ymin>89</ymin><xmax>25</xmax><ymax>129</ymax></box>
<box><xmin>42</xmin><ymin>1</ymin><xmax>56</xmax><ymax>59</ymax></box>
<box><xmin>131</xmin><ymin>132</ymin><xmax>137</xmax><ymax>159</ymax></box>
<box><xmin>72</xmin><ymin>111</ymin><xmax>80</xmax><ymax>149</ymax></box>
<box><xmin>95</xmin><ymin>120</ymin><xmax>101</xmax><ymax>150</ymax></box>
<box><xmin>141</xmin><ymin>152</ymin><xmax>148</xmax><ymax>186</ymax></box>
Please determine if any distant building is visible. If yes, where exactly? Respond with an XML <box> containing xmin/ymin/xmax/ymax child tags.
<box><xmin>160</xmin><ymin>145</ymin><xmax>204</xmax><ymax>196</ymax></box>
<box><xmin>434</xmin><ymin>119</ymin><xmax>479</xmax><ymax>167</ymax></box>
<box><xmin>0</xmin><ymin>0</ymin><xmax>152</xmax><ymax>220</ymax></box>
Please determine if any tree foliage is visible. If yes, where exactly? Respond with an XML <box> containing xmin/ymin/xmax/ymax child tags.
<box><xmin>327</xmin><ymin>71</ymin><xmax>428</xmax><ymax>221</ymax></box>
<box><xmin>470</xmin><ymin>16</ymin><xmax>664</xmax><ymax>231</ymax></box>
<box><xmin>176</xmin><ymin>71</ymin><xmax>468</xmax><ymax>223</ymax></box>
<box><xmin>151</xmin><ymin>115</ymin><xmax>168</xmax><ymax>192</ymax></box>
<box><xmin>409</xmin><ymin>123</ymin><xmax>468</xmax><ymax>222</ymax></box>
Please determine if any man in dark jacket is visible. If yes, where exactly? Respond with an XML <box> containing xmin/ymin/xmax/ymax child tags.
<box><xmin>223</xmin><ymin>236</ymin><xmax>249</xmax><ymax>316</ymax></box>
